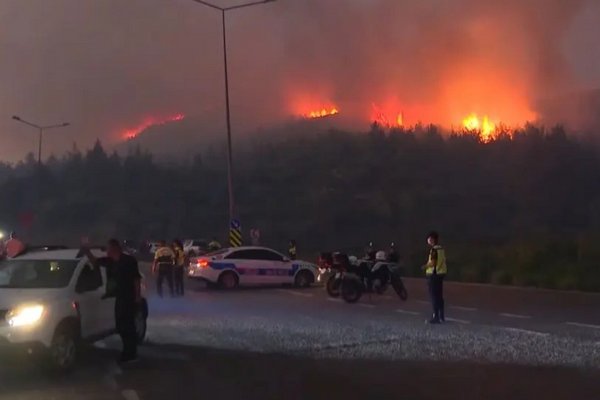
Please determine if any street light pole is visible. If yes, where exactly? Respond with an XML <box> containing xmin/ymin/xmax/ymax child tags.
<box><xmin>192</xmin><ymin>0</ymin><xmax>275</xmax><ymax>225</ymax></box>
<box><xmin>12</xmin><ymin>116</ymin><xmax>70</xmax><ymax>166</ymax></box>
<box><xmin>221</xmin><ymin>8</ymin><xmax>235</xmax><ymax>222</ymax></box>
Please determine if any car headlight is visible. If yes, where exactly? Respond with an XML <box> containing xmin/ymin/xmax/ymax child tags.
<box><xmin>6</xmin><ymin>304</ymin><xmax>45</xmax><ymax>327</ymax></box>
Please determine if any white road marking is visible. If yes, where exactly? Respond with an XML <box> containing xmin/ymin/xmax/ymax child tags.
<box><xmin>503</xmin><ymin>327</ymin><xmax>549</xmax><ymax>337</ymax></box>
<box><xmin>122</xmin><ymin>389</ymin><xmax>141</xmax><ymax>400</ymax></box>
<box><xmin>358</xmin><ymin>303</ymin><xmax>376</xmax><ymax>308</ymax></box>
<box><xmin>395</xmin><ymin>309</ymin><xmax>419</xmax><ymax>315</ymax></box>
<box><xmin>327</xmin><ymin>297</ymin><xmax>342</xmax><ymax>303</ymax></box>
<box><xmin>450</xmin><ymin>305</ymin><xmax>477</xmax><ymax>312</ymax></box>
<box><xmin>445</xmin><ymin>317</ymin><xmax>470</xmax><ymax>324</ymax></box>
<box><xmin>499</xmin><ymin>313</ymin><xmax>532</xmax><ymax>319</ymax></box>
<box><xmin>566</xmin><ymin>322</ymin><xmax>600</xmax><ymax>330</ymax></box>
<box><xmin>277</xmin><ymin>289</ymin><xmax>313</xmax><ymax>298</ymax></box>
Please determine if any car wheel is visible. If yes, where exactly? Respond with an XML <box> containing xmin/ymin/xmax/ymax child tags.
<box><xmin>49</xmin><ymin>327</ymin><xmax>78</xmax><ymax>372</ymax></box>
<box><xmin>218</xmin><ymin>271</ymin><xmax>239</xmax><ymax>290</ymax></box>
<box><xmin>294</xmin><ymin>270</ymin><xmax>313</xmax><ymax>288</ymax></box>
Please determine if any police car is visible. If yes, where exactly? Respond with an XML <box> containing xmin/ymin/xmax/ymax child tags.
<box><xmin>0</xmin><ymin>247</ymin><xmax>148</xmax><ymax>371</ymax></box>
<box><xmin>188</xmin><ymin>246</ymin><xmax>317</xmax><ymax>289</ymax></box>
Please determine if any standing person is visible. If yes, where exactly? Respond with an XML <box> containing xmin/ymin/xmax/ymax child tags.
<box><xmin>172</xmin><ymin>239</ymin><xmax>186</xmax><ymax>297</ymax></box>
<box><xmin>5</xmin><ymin>231</ymin><xmax>26</xmax><ymax>258</ymax></box>
<box><xmin>250</xmin><ymin>228</ymin><xmax>260</xmax><ymax>246</ymax></box>
<box><xmin>208</xmin><ymin>237</ymin><xmax>222</xmax><ymax>252</ymax></box>
<box><xmin>388</xmin><ymin>242</ymin><xmax>400</xmax><ymax>263</ymax></box>
<box><xmin>288</xmin><ymin>239</ymin><xmax>297</xmax><ymax>260</ymax></box>
<box><xmin>365</xmin><ymin>242</ymin><xmax>376</xmax><ymax>261</ymax></box>
<box><xmin>153</xmin><ymin>240</ymin><xmax>175</xmax><ymax>298</ymax></box>
<box><xmin>422</xmin><ymin>231</ymin><xmax>447</xmax><ymax>324</ymax></box>
<box><xmin>81</xmin><ymin>238</ymin><xmax>142</xmax><ymax>363</ymax></box>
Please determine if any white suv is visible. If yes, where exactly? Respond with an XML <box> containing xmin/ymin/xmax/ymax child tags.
<box><xmin>0</xmin><ymin>248</ymin><xmax>148</xmax><ymax>370</ymax></box>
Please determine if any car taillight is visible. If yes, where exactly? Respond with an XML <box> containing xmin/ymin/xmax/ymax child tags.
<box><xmin>197</xmin><ymin>259</ymin><xmax>209</xmax><ymax>268</ymax></box>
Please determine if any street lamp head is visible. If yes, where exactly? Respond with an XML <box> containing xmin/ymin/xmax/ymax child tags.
<box><xmin>12</xmin><ymin>115</ymin><xmax>21</xmax><ymax>121</ymax></box>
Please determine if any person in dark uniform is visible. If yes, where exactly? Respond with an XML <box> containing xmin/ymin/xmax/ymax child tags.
<box><xmin>172</xmin><ymin>239</ymin><xmax>186</xmax><ymax>297</ymax></box>
<box><xmin>81</xmin><ymin>238</ymin><xmax>142</xmax><ymax>363</ymax></box>
<box><xmin>153</xmin><ymin>240</ymin><xmax>175</xmax><ymax>298</ymax></box>
<box><xmin>288</xmin><ymin>239</ymin><xmax>297</xmax><ymax>260</ymax></box>
<box><xmin>388</xmin><ymin>242</ymin><xmax>400</xmax><ymax>263</ymax></box>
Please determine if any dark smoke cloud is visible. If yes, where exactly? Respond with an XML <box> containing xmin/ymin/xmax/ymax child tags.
<box><xmin>1</xmin><ymin>0</ymin><xmax>598</xmax><ymax>162</ymax></box>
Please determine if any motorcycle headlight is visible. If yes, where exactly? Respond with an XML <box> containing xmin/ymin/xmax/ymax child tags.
<box><xmin>6</xmin><ymin>304</ymin><xmax>45</xmax><ymax>327</ymax></box>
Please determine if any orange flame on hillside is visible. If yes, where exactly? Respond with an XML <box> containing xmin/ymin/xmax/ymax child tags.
<box><xmin>371</xmin><ymin>103</ymin><xmax>403</xmax><ymax>128</ymax></box>
<box><xmin>305</xmin><ymin>107</ymin><xmax>339</xmax><ymax>119</ymax></box>
<box><xmin>121</xmin><ymin>113</ymin><xmax>185</xmax><ymax>140</ymax></box>
<box><xmin>462</xmin><ymin>113</ymin><xmax>497</xmax><ymax>142</ymax></box>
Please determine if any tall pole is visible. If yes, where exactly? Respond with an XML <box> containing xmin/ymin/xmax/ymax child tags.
<box><xmin>38</xmin><ymin>127</ymin><xmax>43</xmax><ymax>166</ymax></box>
<box><xmin>191</xmin><ymin>0</ymin><xmax>275</xmax><ymax>229</ymax></box>
<box><xmin>222</xmin><ymin>9</ymin><xmax>235</xmax><ymax>223</ymax></box>
<box><xmin>11</xmin><ymin>116</ymin><xmax>70</xmax><ymax>166</ymax></box>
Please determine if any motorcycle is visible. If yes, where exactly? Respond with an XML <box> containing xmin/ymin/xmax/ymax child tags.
<box><xmin>340</xmin><ymin>260</ymin><xmax>408</xmax><ymax>303</ymax></box>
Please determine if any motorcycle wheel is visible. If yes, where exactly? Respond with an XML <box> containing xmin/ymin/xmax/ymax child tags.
<box><xmin>326</xmin><ymin>275</ymin><xmax>341</xmax><ymax>298</ymax></box>
<box><xmin>341</xmin><ymin>279</ymin><xmax>363</xmax><ymax>303</ymax></box>
<box><xmin>392</xmin><ymin>277</ymin><xmax>408</xmax><ymax>301</ymax></box>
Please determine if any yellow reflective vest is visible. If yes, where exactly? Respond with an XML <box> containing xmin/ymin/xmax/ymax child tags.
<box><xmin>425</xmin><ymin>245</ymin><xmax>447</xmax><ymax>275</ymax></box>
<box><xmin>155</xmin><ymin>246</ymin><xmax>175</xmax><ymax>266</ymax></box>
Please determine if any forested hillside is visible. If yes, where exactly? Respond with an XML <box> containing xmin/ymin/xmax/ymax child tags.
<box><xmin>1</xmin><ymin>124</ymin><xmax>599</xmax><ymax>290</ymax></box>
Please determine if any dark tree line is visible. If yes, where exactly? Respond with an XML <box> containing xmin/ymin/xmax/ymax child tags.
<box><xmin>1</xmin><ymin>124</ymin><xmax>599</xmax><ymax>291</ymax></box>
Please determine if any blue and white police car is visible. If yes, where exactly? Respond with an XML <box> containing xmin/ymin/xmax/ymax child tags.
<box><xmin>188</xmin><ymin>246</ymin><xmax>317</xmax><ymax>289</ymax></box>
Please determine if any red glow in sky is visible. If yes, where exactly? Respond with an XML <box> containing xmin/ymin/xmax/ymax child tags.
<box><xmin>121</xmin><ymin>113</ymin><xmax>185</xmax><ymax>140</ymax></box>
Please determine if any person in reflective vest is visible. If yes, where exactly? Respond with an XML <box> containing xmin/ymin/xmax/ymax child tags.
<box><xmin>423</xmin><ymin>231</ymin><xmax>447</xmax><ymax>324</ymax></box>
<box><xmin>208</xmin><ymin>237</ymin><xmax>222</xmax><ymax>252</ymax></box>
<box><xmin>288</xmin><ymin>240</ymin><xmax>297</xmax><ymax>260</ymax></box>
<box><xmin>152</xmin><ymin>240</ymin><xmax>175</xmax><ymax>298</ymax></box>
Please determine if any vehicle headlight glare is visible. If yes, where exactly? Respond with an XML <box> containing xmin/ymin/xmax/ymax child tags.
<box><xmin>7</xmin><ymin>304</ymin><xmax>45</xmax><ymax>327</ymax></box>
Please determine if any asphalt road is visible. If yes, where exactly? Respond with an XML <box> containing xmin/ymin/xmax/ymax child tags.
<box><xmin>1</xmin><ymin>271</ymin><xmax>599</xmax><ymax>400</ymax></box>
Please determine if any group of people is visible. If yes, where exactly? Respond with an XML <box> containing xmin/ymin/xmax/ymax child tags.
<box><xmin>152</xmin><ymin>240</ymin><xmax>187</xmax><ymax>298</ymax></box>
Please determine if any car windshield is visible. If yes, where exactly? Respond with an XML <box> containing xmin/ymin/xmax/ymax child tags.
<box><xmin>0</xmin><ymin>259</ymin><xmax>79</xmax><ymax>289</ymax></box>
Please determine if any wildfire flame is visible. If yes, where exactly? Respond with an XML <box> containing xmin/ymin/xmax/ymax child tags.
<box><xmin>305</xmin><ymin>107</ymin><xmax>339</xmax><ymax>119</ymax></box>
<box><xmin>121</xmin><ymin>113</ymin><xmax>185</xmax><ymax>140</ymax></box>
<box><xmin>462</xmin><ymin>113</ymin><xmax>496</xmax><ymax>142</ymax></box>
<box><xmin>371</xmin><ymin>104</ymin><xmax>403</xmax><ymax>128</ymax></box>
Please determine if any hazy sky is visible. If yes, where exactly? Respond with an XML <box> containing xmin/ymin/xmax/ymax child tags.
<box><xmin>1</xmin><ymin>0</ymin><xmax>599</xmax><ymax>162</ymax></box>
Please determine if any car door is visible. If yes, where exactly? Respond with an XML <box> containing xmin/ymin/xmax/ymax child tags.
<box><xmin>224</xmin><ymin>250</ymin><xmax>256</xmax><ymax>285</ymax></box>
<box><xmin>250</xmin><ymin>249</ymin><xmax>291</xmax><ymax>285</ymax></box>
<box><xmin>74</xmin><ymin>263</ymin><xmax>105</xmax><ymax>338</ymax></box>
<box><xmin>98</xmin><ymin>267</ymin><xmax>115</xmax><ymax>332</ymax></box>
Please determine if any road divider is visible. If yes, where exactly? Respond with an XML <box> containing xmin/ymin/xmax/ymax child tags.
<box><xmin>566</xmin><ymin>322</ymin><xmax>600</xmax><ymax>330</ymax></box>
<box><xmin>445</xmin><ymin>317</ymin><xmax>470</xmax><ymax>324</ymax></box>
<box><xmin>395</xmin><ymin>309</ymin><xmax>419</xmax><ymax>315</ymax></box>
<box><xmin>502</xmin><ymin>327</ymin><xmax>549</xmax><ymax>337</ymax></box>
<box><xmin>499</xmin><ymin>313</ymin><xmax>532</xmax><ymax>319</ymax></box>
<box><xmin>277</xmin><ymin>289</ymin><xmax>314</xmax><ymax>298</ymax></box>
